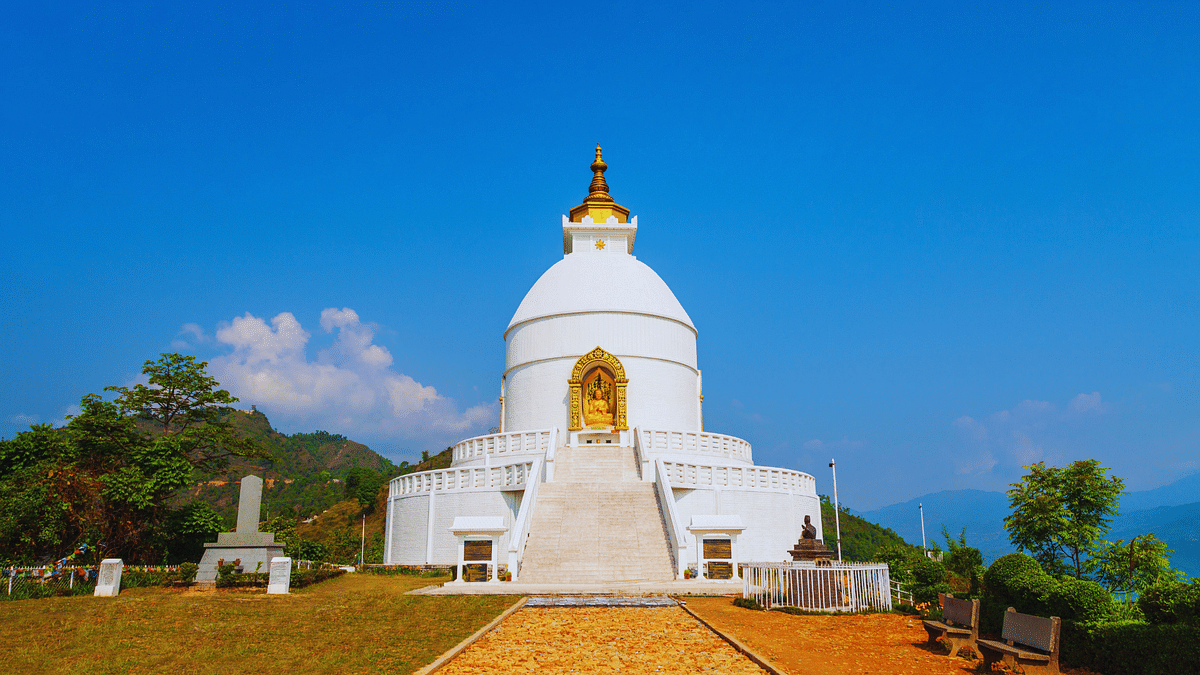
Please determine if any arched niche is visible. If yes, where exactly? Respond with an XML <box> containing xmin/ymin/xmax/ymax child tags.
<box><xmin>568</xmin><ymin>346</ymin><xmax>628</xmax><ymax>431</ymax></box>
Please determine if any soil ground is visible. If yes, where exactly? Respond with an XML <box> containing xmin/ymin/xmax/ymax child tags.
<box><xmin>684</xmin><ymin>596</ymin><xmax>1100</xmax><ymax>675</ymax></box>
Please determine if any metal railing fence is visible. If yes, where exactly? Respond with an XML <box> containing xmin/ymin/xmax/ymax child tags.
<box><xmin>741</xmin><ymin>562</ymin><xmax>892</xmax><ymax>612</ymax></box>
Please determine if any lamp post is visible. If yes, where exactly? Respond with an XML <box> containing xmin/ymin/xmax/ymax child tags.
<box><xmin>360</xmin><ymin>514</ymin><xmax>366</xmax><ymax>566</ymax></box>
<box><xmin>829</xmin><ymin>459</ymin><xmax>842</xmax><ymax>562</ymax></box>
<box><xmin>919</xmin><ymin>503</ymin><xmax>927</xmax><ymax>557</ymax></box>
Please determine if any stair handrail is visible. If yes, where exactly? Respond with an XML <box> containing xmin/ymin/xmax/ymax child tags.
<box><xmin>508</xmin><ymin>456</ymin><xmax>544</xmax><ymax>578</ymax></box>
<box><xmin>653</xmin><ymin>457</ymin><xmax>689</xmax><ymax>579</ymax></box>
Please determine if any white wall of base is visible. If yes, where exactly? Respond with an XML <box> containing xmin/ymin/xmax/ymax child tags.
<box><xmin>671</xmin><ymin>486</ymin><xmax>822</xmax><ymax>563</ymax></box>
<box><xmin>505</xmin><ymin>356</ymin><xmax>699</xmax><ymax>432</ymax></box>
<box><xmin>386</xmin><ymin>490</ymin><xmax>521</xmax><ymax>565</ymax></box>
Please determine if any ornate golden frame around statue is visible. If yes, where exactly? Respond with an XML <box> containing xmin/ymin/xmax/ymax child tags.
<box><xmin>568</xmin><ymin>346</ymin><xmax>628</xmax><ymax>431</ymax></box>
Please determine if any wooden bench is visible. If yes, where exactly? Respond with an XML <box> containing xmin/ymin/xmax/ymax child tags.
<box><xmin>921</xmin><ymin>593</ymin><xmax>979</xmax><ymax>658</ymax></box>
<box><xmin>977</xmin><ymin>607</ymin><xmax>1061</xmax><ymax>675</ymax></box>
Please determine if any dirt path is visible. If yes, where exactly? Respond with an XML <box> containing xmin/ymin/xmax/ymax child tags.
<box><xmin>684</xmin><ymin>597</ymin><xmax>976</xmax><ymax>675</ymax></box>
<box><xmin>437</xmin><ymin>606</ymin><xmax>769</xmax><ymax>674</ymax></box>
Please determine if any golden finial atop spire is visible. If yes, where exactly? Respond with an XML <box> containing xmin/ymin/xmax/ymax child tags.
<box><xmin>570</xmin><ymin>144</ymin><xmax>630</xmax><ymax>223</ymax></box>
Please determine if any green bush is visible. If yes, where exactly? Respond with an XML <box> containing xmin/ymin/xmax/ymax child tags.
<box><xmin>982</xmin><ymin>553</ymin><xmax>1055</xmax><ymax>632</ymax></box>
<box><xmin>1061</xmin><ymin>620</ymin><xmax>1200</xmax><ymax>675</ymax></box>
<box><xmin>1139</xmin><ymin>579</ymin><xmax>1200</xmax><ymax>625</ymax></box>
<box><xmin>178</xmin><ymin>562</ymin><xmax>198</xmax><ymax>583</ymax></box>
<box><xmin>732</xmin><ymin>596</ymin><xmax>763</xmax><ymax>610</ymax></box>
<box><xmin>1048</xmin><ymin>576</ymin><xmax>1112</xmax><ymax>623</ymax></box>
<box><xmin>912</xmin><ymin>558</ymin><xmax>946</xmax><ymax>586</ymax></box>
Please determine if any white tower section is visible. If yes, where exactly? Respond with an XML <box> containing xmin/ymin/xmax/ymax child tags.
<box><xmin>503</xmin><ymin>214</ymin><xmax>702</xmax><ymax>434</ymax></box>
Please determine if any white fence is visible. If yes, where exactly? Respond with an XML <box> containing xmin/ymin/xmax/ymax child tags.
<box><xmin>659</xmin><ymin>461</ymin><xmax>818</xmax><ymax>496</ymax></box>
<box><xmin>741</xmin><ymin>562</ymin><xmax>893</xmax><ymax>612</ymax></box>
<box><xmin>638</xmin><ymin>429</ymin><xmax>754</xmax><ymax>463</ymax></box>
<box><xmin>389</xmin><ymin>461</ymin><xmax>537</xmax><ymax>495</ymax></box>
<box><xmin>452</xmin><ymin>429</ymin><xmax>557</xmax><ymax>463</ymax></box>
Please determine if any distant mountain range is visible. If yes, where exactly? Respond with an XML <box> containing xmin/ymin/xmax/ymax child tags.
<box><xmin>853</xmin><ymin>473</ymin><xmax>1200</xmax><ymax>578</ymax></box>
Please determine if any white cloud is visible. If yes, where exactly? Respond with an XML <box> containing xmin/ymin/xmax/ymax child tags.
<box><xmin>803</xmin><ymin>439</ymin><xmax>823</xmax><ymax>450</ymax></box>
<box><xmin>172</xmin><ymin>322</ymin><xmax>212</xmax><ymax>350</ymax></box>
<box><xmin>1069</xmin><ymin>391</ymin><xmax>1105</xmax><ymax>413</ymax></box>
<box><xmin>9</xmin><ymin>413</ymin><xmax>38</xmax><ymax>425</ymax></box>
<box><xmin>208</xmin><ymin>308</ymin><xmax>494</xmax><ymax>446</ymax></box>
<box><xmin>955</xmin><ymin>449</ymin><xmax>997</xmax><ymax>475</ymax></box>
<box><xmin>953</xmin><ymin>415</ymin><xmax>987</xmax><ymax>441</ymax></box>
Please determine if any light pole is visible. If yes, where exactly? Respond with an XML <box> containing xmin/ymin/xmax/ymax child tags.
<box><xmin>360</xmin><ymin>514</ymin><xmax>366</xmax><ymax>566</ymax></box>
<box><xmin>829</xmin><ymin>459</ymin><xmax>842</xmax><ymax>562</ymax></box>
<box><xmin>919</xmin><ymin>503</ymin><xmax>927</xmax><ymax>557</ymax></box>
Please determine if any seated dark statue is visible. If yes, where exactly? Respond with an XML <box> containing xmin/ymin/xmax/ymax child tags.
<box><xmin>801</xmin><ymin>514</ymin><xmax>818</xmax><ymax>539</ymax></box>
<box><xmin>789</xmin><ymin>514</ymin><xmax>832</xmax><ymax>562</ymax></box>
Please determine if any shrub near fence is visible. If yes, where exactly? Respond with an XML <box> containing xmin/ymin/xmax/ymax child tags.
<box><xmin>3</xmin><ymin>567</ymin><xmax>97</xmax><ymax>600</ymax></box>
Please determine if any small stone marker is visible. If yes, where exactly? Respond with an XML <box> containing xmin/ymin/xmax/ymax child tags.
<box><xmin>267</xmin><ymin>557</ymin><xmax>292</xmax><ymax>595</ymax></box>
<box><xmin>94</xmin><ymin>558</ymin><xmax>123</xmax><ymax>597</ymax></box>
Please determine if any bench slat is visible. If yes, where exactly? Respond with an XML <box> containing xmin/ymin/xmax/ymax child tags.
<box><xmin>977</xmin><ymin>639</ymin><xmax>1051</xmax><ymax>662</ymax></box>
<box><xmin>942</xmin><ymin>596</ymin><xmax>975</xmax><ymax>626</ymax></box>
<box><xmin>1002</xmin><ymin>611</ymin><xmax>1055</xmax><ymax>653</ymax></box>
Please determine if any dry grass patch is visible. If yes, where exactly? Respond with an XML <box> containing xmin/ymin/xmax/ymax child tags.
<box><xmin>0</xmin><ymin>573</ymin><xmax>512</xmax><ymax>675</ymax></box>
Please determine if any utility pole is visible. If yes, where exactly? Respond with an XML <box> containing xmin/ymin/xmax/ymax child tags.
<box><xmin>919</xmin><ymin>503</ymin><xmax>927</xmax><ymax>557</ymax></box>
<box><xmin>829</xmin><ymin>459</ymin><xmax>843</xmax><ymax>562</ymax></box>
<box><xmin>360</xmin><ymin>513</ymin><xmax>366</xmax><ymax>567</ymax></box>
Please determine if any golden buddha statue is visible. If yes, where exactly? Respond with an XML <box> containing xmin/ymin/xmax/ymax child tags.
<box><xmin>584</xmin><ymin>384</ymin><xmax>613</xmax><ymax>428</ymax></box>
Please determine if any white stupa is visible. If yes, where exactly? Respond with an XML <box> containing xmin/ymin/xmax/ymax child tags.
<box><xmin>384</xmin><ymin>147</ymin><xmax>822</xmax><ymax>583</ymax></box>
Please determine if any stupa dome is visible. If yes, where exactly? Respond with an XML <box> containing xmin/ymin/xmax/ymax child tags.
<box><xmin>505</xmin><ymin>252</ymin><xmax>696</xmax><ymax>338</ymax></box>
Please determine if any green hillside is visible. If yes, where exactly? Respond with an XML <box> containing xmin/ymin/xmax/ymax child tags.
<box><xmin>182</xmin><ymin>410</ymin><xmax>401</xmax><ymax>526</ymax></box>
<box><xmin>819</xmin><ymin>494</ymin><xmax>914</xmax><ymax>561</ymax></box>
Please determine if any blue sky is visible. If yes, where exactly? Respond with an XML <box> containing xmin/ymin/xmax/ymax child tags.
<box><xmin>2</xmin><ymin>2</ymin><xmax>1197</xmax><ymax>510</ymax></box>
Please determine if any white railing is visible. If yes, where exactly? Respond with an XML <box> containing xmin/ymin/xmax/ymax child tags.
<box><xmin>639</xmin><ymin>429</ymin><xmax>754</xmax><ymax>463</ymax></box>
<box><xmin>508</xmin><ymin>458</ymin><xmax>544</xmax><ymax>579</ymax></box>
<box><xmin>890</xmin><ymin>579</ymin><xmax>914</xmax><ymax>606</ymax></box>
<box><xmin>742</xmin><ymin>562</ymin><xmax>893</xmax><ymax>612</ymax></box>
<box><xmin>659</xmin><ymin>461</ymin><xmax>817</xmax><ymax>495</ymax></box>
<box><xmin>389</xmin><ymin>461</ymin><xmax>536</xmax><ymax>495</ymax></box>
<box><xmin>452</xmin><ymin>429</ymin><xmax>557</xmax><ymax>463</ymax></box>
<box><xmin>653</xmin><ymin>458</ymin><xmax>689</xmax><ymax>579</ymax></box>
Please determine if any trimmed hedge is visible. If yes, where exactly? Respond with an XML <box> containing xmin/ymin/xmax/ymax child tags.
<box><xmin>1139</xmin><ymin>579</ymin><xmax>1200</xmax><ymax>625</ymax></box>
<box><xmin>981</xmin><ymin>553</ymin><xmax>1112</xmax><ymax>632</ymax></box>
<box><xmin>1062</xmin><ymin>620</ymin><xmax>1200</xmax><ymax>675</ymax></box>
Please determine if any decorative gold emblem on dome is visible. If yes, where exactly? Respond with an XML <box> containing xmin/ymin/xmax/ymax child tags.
<box><xmin>595</xmin><ymin>239</ymin><xmax>606</xmax><ymax>250</ymax></box>
<box><xmin>568</xmin><ymin>346</ymin><xmax>628</xmax><ymax>431</ymax></box>
<box><xmin>569</xmin><ymin>145</ymin><xmax>630</xmax><ymax>224</ymax></box>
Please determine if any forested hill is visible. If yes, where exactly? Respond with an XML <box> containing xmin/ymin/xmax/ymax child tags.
<box><xmin>819</xmin><ymin>494</ymin><xmax>915</xmax><ymax>561</ymax></box>
<box><xmin>183</xmin><ymin>410</ymin><xmax>401</xmax><ymax>525</ymax></box>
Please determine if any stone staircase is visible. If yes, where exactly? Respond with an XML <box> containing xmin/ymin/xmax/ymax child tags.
<box><xmin>517</xmin><ymin>445</ymin><xmax>676</xmax><ymax>583</ymax></box>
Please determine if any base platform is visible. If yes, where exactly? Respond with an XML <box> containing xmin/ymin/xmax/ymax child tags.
<box><xmin>407</xmin><ymin>579</ymin><xmax>743</xmax><ymax>596</ymax></box>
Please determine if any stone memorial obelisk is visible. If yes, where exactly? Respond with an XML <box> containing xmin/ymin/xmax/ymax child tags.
<box><xmin>195</xmin><ymin>475</ymin><xmax>284</xmax><ymax>584</ymax></box>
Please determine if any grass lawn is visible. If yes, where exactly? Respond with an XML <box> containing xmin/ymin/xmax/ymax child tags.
<box><xmin>0</xmin><ymin>573</ymin><xmax>515</xmax><ymax>675</ymax></box>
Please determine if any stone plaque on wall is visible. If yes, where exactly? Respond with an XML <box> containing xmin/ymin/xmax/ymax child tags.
<box><xmin>704</xmin><ymin>539</ymin><xmax>732</xmax><ymax>560</ymax></box>
<box><xmin>464</xmin><ymin>540</ymin><xmax>493</xmax><ymax>562</ymax></box>
<box><xmin>463</xmin><ymin>563</ymin><xmax>489</xmax><ymax>582</ymax></box>
<box><xmin>707</xmin><ymin>561</ymin><xmax>733</xmax><ymax>580</ymax></box>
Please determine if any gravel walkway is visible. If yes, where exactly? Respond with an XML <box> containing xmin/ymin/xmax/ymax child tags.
<box><xmin>437</xmin><ymin>606</ymin><xmax>769</xmax><ymax>674</ymax></box>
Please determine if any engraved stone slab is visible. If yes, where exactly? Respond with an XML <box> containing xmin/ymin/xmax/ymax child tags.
<box><xmin>463</xmin><ymin>540</ymin><xmax>492</xmax><ymax>562</ymax></box>
<box><xmin>704</xmin><ymin>539</ymin><xmax>732</xmax><ymax>560</ymax></box>
<box><xmin>94</xmin><ymin>558</ymin><xmax>123</xmax><ymax>597</ymax></box>
<box><xmin>707</xmin><ymin>561</ymin><xmax>733</xmax><ymax>580</ymax></box>
<box><xmin>267</xmin><ymin>557</ymin><xmax>291</xmax><ymax>595</ymax></box>
<box><xmin>463</xmin><ymin>563</ymin><xmax>488</xmax><ymax>583</ymax></box>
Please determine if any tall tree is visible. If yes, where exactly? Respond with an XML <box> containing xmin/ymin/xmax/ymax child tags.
<box><xmin>1004</xmin><ymin>460</ymin><xmax>1125</xmax><ymax>577</ymax></box>
<box><xmin>0</xmin><ymin>353</ymin><xmax>268</xmax><ymax>563</ymax></box>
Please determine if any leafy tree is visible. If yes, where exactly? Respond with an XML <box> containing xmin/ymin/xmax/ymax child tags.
<box><xmin>344</xmin><ymin>467</ymin><xmax>385</xmax><ymax>510</ymax></box>
<box><xmin>1004</xmin><ymin>460</ymin><xmax>1124</xmax><ymax>577</ymax></box>
<box><xmin>105</xmin><ymin>353</ymin><xmax>270</xmax><ymax>472</ymax></box>
<box><xmin>1088</xmin><ymin>534</ymin><xmax>1182</xmax><ymax>606</ymax></box>
<box><xmin>942</xmin><ymin>526</ymin><xmax>984</xmax><ymax>596</ymax></box>
<box><xmin>0</xmin><ymin>353</ymin><xmax>269</xmax><ymax>563</ymax></box>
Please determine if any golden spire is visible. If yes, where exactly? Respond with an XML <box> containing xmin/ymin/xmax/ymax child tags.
<box><xmin>569</xmin><ymin>144</ymin><xmax>630</xmax><ymax>223</ymax></box>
